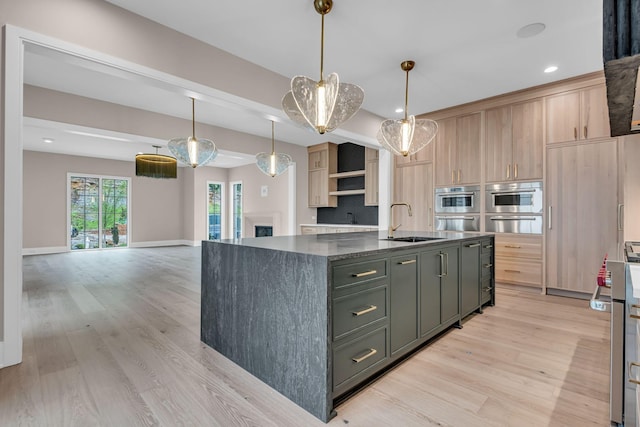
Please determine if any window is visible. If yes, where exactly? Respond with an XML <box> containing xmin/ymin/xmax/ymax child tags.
<box><xmin>231</xmin><ymin>181</ymin><xmax>242</xmax><ymax>239</ymax></box>
<box><xmin>207</xmin><ymin>182</ymin><xmax>224</xmax><ymax>240</ymax></box>
<box><xmin>69</xmin><ymin>174</ymin><xmax>130</xmax><ymax>250</ymax></box>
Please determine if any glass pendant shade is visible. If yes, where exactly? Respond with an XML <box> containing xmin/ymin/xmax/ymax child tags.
<box><xmin>135</xmin><ymin>146</ymin><xmax>177</xmax><ymax>179</ymax></box>
<box><xmin>256</xmin><ymin>121</ymin><xmax>292</xmax><ymax>177</ymax></box>
<box><xmin>282</xmin><ymin>0</ymin><xmax>364</xmax><ymax>134</ymax></box>
<box><xmin>377</xmin><ymin>60</ymin><xmax>438</xmax><ymax>157</ymax></box>
<box><xmin>168</xmin><ymin>98</ymin><xmax>218</xmax><ymax>168</ymax></box>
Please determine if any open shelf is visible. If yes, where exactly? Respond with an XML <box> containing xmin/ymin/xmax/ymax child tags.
<box><xmin>329</xmin><ymin>170</ymin><xmax>366</xmax><ymax>179</ymax></box>
<box><xmin>329</xmin><ymin>189</ymin><xmax>366</xmax><ymax>196</ymax></box>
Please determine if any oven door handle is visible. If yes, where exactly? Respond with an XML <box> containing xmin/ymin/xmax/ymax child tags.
<box><xmin>435</xmin><ymin>216</ymin><xmax>476</xmax><ymax>220</ymax></box>
<box><xmin>489</xmin><ymin>216</ymin><xmax>538</xmax><ymax>221</ymax></box>
<box><xmin>490</xmin><ymin>190</ymin><xmax>536</xmax><ymax>196</ymax></box>
<box><xmin>437</xmin><ymin>192</ymin><xmax>475</xmax><ymax>197</ymax></box>
<box><xmin>589</xmin><ymin>284</ymin><xmax>611</xmax><ymax>313</ymax></box>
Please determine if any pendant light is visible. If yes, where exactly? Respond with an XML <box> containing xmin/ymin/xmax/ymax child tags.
<box><xmin>282</xmin><ymin>0</ymin><xmax>364</xmax><ymax>134</ymax></box>
<box><xmin>135</xmin><ymin>145</ymin><xmax>177</xmax><ymax>179</ymax></box>
<box><xmin>256</xmin><ymin>121</ymin><xmax>292</xmax><ymax>177</ymax></box>
<box><xmin>168</xmin><ymin>97</ymin><xmax>218</xmax><ymax>167</ymax></box>
<box><xmin>377</xmin><ymin>60</ymin><xmax>438</xmax><ymax>157</ymax></box>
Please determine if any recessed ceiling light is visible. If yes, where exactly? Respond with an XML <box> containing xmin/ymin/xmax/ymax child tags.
<box><xmin>42</xmin><ymin>138</ymin><xmax>54</xmax><ymax>144</ymax></box>
<box><xmin>395</xmin><ymin>108</ymin><xmax>403</xmax><ymax>113</ymax></box>
<box><xmin>517</xmin><ymin>23</ymin><xmax>546</xmax><ymax>38</ymax></box>
<box><xmin>544</xmin><ymin>65</ymin><xmax>558</xmax><ymax>73</ymax></box>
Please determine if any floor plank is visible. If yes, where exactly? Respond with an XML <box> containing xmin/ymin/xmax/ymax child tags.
<box><xmin>0</xmin><ymin>247</ymin><xmax>610</xmax><ymax>426</ymax></box>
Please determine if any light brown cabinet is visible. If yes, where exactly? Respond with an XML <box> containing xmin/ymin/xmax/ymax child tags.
<box><xmin>393</xmin><ymin>163</ymin><xmax>434</xmax><ymax>231</ymax></box>
<box><xmin>308</xmin><ymin>142</ymin><xmax>337</xmax><ymax>207</ymax></box>
<box><xmin>545</xmin><ymin>85</ymin><xmax>610</xmax><ymax>144</ymax></box>
<box><xmin>494</xmin><ymin>234</ymin><xmax>542</xmax><ymax>287</ymax></box>
<box><xmin>395</xmin><ymin>139</ymin><xmax>434</xmax><ymax>167</ymax></box>
<box><xmin>364</xmin><ymin>147</ymin><xmax>379</xmax><ymax>206</ymax></box>
<box><xmin>434</xmin><ymin>113</ymin><xmax>481</xmax><ymax>186</ymax></box>
<box><xmin>546</xmin><ymin>139</ymin><xmax>620</xmax><ymax>294</ymax></box>
<box><xmin>485</xmin><ymin>99</ymin><xmax>543</xmax><ymax>182</ymax></box>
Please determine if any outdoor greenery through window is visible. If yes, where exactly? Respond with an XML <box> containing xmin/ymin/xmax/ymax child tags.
<box><xmin>70</xmin><ymin>175</ymin><xmax>129</xmax><ymax>250</ymax></box>
<box><xmin>232</xmin><ymin>182</ymin><xmax>242</xmax><ymax>239</ymax></box>
<box><xmin>208</xmin><ymin>182</ymin><xmax>222</xmax><ymax>240</ymax></box>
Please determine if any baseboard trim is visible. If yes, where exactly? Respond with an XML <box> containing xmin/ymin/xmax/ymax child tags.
<box><xmin>130</xmin><ymin>240</ymin><xmax>200</xmax><ymax>248</ymax></box>
<box><xmin>22</xmin><ymin>246</ymin><xmax>68</xmax><ymax>256</ymax></box>
<box><xmin>0</xmin><ymin>341</ymin><xmax>4</xmax><ymax>369</ymax></box>
<box><xmin>546</xmin><ymin>287</ymin><xmax>591</xmax><ymax>300</ymax></box>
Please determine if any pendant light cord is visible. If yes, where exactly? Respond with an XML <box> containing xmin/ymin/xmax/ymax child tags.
<box><xmin>320</xmin><ymin>13</ymin><xmax>325</xmax><ymax>82</ymax></box>
<box><xmin>191</xmin><ymin>97</ymin><xmax>196</xmax><ymax>139</ymax></box>
<box><xmin>271</xmin><ymin>121</ymin><xmax>275</xmax><ymax>154</ymax></box>
<box><xmin>404</xmin><ymin>69</ymin><xmax>410</xmax><ymax>121</ymax></box>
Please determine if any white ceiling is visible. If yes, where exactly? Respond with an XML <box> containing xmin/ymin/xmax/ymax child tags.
<box><xmin>22</xmin><ymin>0</ymin><xmax>604</xmax><ymax>166</ymax></box>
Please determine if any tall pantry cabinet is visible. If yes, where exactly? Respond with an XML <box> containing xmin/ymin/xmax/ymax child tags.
<box><xmin>545</xmin><ymin>139</ymin><xmax>621</xmax><ymax>294</ymax></box>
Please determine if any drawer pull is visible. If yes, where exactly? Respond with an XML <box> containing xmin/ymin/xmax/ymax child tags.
<box><xmin>630</xmin><ymin>304</ymin><xmax>640</xmax><ymax>320</ymax></box>
<box><xmin>504</xmin><ymin>245</ymin><xmax>522</xmax><ymax>249</ymax></box>
<box><xmin>353</xmin><ymin>270</ymin><xmax>377</xmax><ymax>278</ymax></box>
<box><xmin>482</xmin><ymin>287</ymin><xmax>493</xmax><ymax>292</ymax></box>
<box><xmin>483</xmin><ymin>263</ymin><xmax>493</xmax><ymax>268</ymax></box>
<box><xmin>352</xmin><ymin>305</ymin><xmax>378</xmax><ymax>317</ymax></box>
<box><xmin>466</xmin><ymin>243</ymin><xmax>481</xmax><ymax>248</ymax></box>
<box><xmin>352</xmin><ymin>348</ymin><xmax>378</xmax><ymax>364</ymax></box>
<box><xmin>484</xmin><ymin>244</ymin><xmax>493</xmax><ymax>249</ymax></box>
<box><xmin>504</xmin><ymin>269</ymin><xmax>521</xmax><ymax>274</ymax></box>
<box><xmin>398</xmin><ymin>259</ymin><xmax>416</xmax><ymax>265</ymax></box>
<box><xmin>630</xmin><ymin>362</ymin><xmax>640</xmax><ymax>385</ymax></box>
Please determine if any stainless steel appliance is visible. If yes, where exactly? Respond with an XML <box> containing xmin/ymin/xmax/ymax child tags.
<box><xmin>435</xmin><ymin>186</ymin><xmax>480</xmax><ymax>231</ymax></box>
<box><xmin>485</xmin><ymin>214</ymin><xmax>543</xmax><ymax>234</ymax></box>
<box><xmin>435</xmin><ymin>215</ymin><xmax>480</xmax><ymax>232</ymax></box>
<box><xmin>590</xmin><ymin>245</ymin><xmax>640</xmax><ymax>426</ymax></box>
<box><xmin>435</xmin><ymin>185</ymin><xmax>480</xmax><ymax>214</ymax></box>
<box><xmin>485</xmin><ymin>181</ymin><xmax>543</xmax><ymax>214</ymax></box>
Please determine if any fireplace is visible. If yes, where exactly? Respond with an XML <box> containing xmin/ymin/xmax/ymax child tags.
<box><xmin>255</xmin><ymin>225</ymin><xmax>273</xmax><ymax>237</ymax></box>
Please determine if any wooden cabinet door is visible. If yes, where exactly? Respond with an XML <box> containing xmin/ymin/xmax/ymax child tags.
<box><xmin>440</xmin><ymin>245</ymin><xmax>460</xmax><ymax>325</ymax></box>
<box><xmin>460</xmin><ymin>241</ymin><xmax>481</xmax><ymax>316</ymax></box>
<box><xmin>485</xmin><ymin>106</ymin><xmax>512</xmax><ymax>183</ymax></box>
<box><xmin>512</xmin><ymin>99</ymin><xmax>543</xmax><ymax>180</ymax></box>
<box><xmin>419</xmin><ymin>248</ymin><xmax>442</xmax><ymax>336</ymax></box>
<box><xmin>581</xmin><ymin>85</ymin><xmax>610</xmax><ymax>140</ymax></box>
<box><xmin>434</xmin><ymin>117</ymin><xmax>457</xmax><ymax>186</ymax></box>
<box><xmin>364</xmin><ymin>158</ymin><xmax>379</xmax><ymax>206</ymax></box>
<box><xmin>546</xmin><ymin>139</ymin><xmax>619</xmax><ymax>293</ymax></box>
<box><xmin>546</xmin><ymin>91</ymin><xmax>581</xmax><ymax>144</ymax></box>
<box><xmin>308</xmin><ymin>169</ymin><xmax>328</xmax><ymax>207</ymax></box>
<box><xmin>393</xmin><ymin>163</ymin><xmax>434</xmax><ymax>231</ymax></box>
<box><xmin>456</xmin><ymin>113</ymin><xmax>481</xmax><ymax>185</ymax></box>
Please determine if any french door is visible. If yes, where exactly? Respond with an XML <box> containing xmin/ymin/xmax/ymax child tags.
<box><xmin>69</xmin><ymin>174</ymin><xmax>130</xmax><ymax>250</ymax></box>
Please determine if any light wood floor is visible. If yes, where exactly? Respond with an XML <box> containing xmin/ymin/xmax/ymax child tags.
<box><xmin>1</xmin><ymin>246</ymin><xmax>610</xmax><ymax>426</ymax></box>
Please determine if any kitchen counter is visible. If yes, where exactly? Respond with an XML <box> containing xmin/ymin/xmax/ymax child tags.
<box><xmin>201</xmin><ymin>231</ymin><xmax>495</xmax><ymax>422</ymax></box>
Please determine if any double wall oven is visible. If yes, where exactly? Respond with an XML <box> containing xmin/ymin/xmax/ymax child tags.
<box><xmin>485</xmin><ymin>181</ymin><xmax>543</xmax><ymax>234</ymax></box>
<box><xmin>435</xmin><ymin>185</ymin><xmax>480</xmax><ymax>232</ymax></box>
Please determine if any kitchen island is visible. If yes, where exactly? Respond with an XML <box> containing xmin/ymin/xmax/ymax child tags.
<box><xmin>201</xmin><ymin>231</ymin><xmax>495</xmax><ymax>422</ymax></box>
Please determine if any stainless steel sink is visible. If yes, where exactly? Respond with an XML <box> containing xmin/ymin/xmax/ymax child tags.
<box><xmin>383</xmin><ymin>236</ymin><xmax>444</xmax><ymax>243</ymax></box>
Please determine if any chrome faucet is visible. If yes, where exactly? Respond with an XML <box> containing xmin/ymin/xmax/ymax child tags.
<box><xmin>389</xmin><ymin>203</ymin><xmax>413</xmax><ymax>239</ymax></box>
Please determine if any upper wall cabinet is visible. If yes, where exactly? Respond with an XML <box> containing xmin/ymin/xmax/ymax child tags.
<box><xmin>485</xmin><ymin>99</ymin><xmax>543</xmax><ymax>182</ymax></box>
<box><xmin>395</xmin><ymin>138</ymin><xmax>434</xmax><ymax>167</ymax></box>
<box><xmin>308</xmin><ymin>142</ymin><xmax>338</xmax><ymax>208</ymax></box>
<box><xmin>434</xmin><ymin>113</ymin><xmax>481</xmax><ymax>186</ymax></box>
<box><xmin>545</xmin><ymin>85</ymin><xmax>610</xmax><ymax>144</ymax></box>
<box><xmin>364</xmin><ymin>148</ymin><xmax>379</xmax><ymax>206</ymax></box>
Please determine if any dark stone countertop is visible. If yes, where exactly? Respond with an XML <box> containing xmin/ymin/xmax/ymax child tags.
<box><xmin>206</xmin><ymin>230</ymin><xmax>494</xmax><ymax>261</ymax></box>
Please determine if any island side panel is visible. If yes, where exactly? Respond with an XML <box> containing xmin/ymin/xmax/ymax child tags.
<box><xmin>200</xmin><ymin>241</ymin><xmax>332</xmax><ymax>422</ymax></box>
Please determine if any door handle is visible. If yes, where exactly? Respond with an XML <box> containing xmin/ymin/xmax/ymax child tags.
<box><xmin>548</xmin><ymin>206</ymin><xmax>552</xmax><ymax>230</ymax></box>
<box><xmin>584</xmin><ymin>126</ymin><xmax>588</xmax><ymax>139</ymax></box>
<box><xmin>514</xmin><ymin>163</ymin><xmax>518</xmax><ymax>179</ymax></box>
<box><xmin>506</xmin><ymin>164</ymin><xmax>510</xmax><ymax>179</ymax></box>
<box><xmin>438</xmin><ymin>253</ymin><xmax>445</xmax><ymax>277</ymax></box>
<box><xmin>466</xmin><ymin>243</ymin><xmax>481</xmax><ymax>248</ymax></box>
<box><xmin>618</xmin><ymin>204</ymin><xmax>624</xmax><ymax>231</ymax></box>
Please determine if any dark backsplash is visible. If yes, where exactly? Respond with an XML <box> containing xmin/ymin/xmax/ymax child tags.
<box><xmin>317</xmin><ymin>142</ymin><xmax>379</xmax><ymax>226</ymax></box>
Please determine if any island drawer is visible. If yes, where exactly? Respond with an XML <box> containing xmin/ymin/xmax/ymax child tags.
<box><xmin>482</xmin><ymin>254</ymin><xmax>493</xmax><ymax>279</ymax></box>
<box><xmin>333</xmin><ymin>326</ymin><xmax>388</xmax><ymax>389</ymax></box>
<box><xmin>495</xmin><ymin>258</ymin><xmax>541</xmax><ymax>286</ymax></box>
<box><xmin>333</xmin><ymin>258</ymin><xmax>388</xmax><ymax>289</ymax></box>
<box><xmin>333</xmin><ymin>285</ymin><xmax>387</xmax><ymax>340</ymax></box>
<box><xmin>482</xmin><ymin>240</ymin><xmax>494</xmax><ymax>254</ymax></box>
<box><xmin>481</xmin><ymin>277</ymin><xmax>493</xmax><ymax>304</ymax></box>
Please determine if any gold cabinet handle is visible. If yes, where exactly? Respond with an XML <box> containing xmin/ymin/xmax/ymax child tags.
<box><xmin>630</xmin><ymin>362</ymin><xmax>640</xmax><ymax>385</ymax></box>
<box><xmin>506</xmin><ymin>164</ymin><xmax>511</xmax><ymax>179</ymax></box>
<box><xmin>353</xmin><ymin>270</ymin><xmax>377</xmax><ymax>278</ymax></box>
<box><xmin>514</xmin><ymin>163</ymin><xmax>518</xmax><ymax>179</ymax></box>
<box><xmin>352</xmin><ymin>348</ymin><xmax>378</xmax><ymax>364</ymax></box>
<box><xmin>504</xmin><ymin>245</ymin><xmax>522</xmax><ymax>249</ymax></box>
<box><xmin>466</xmin><ymin>243</ymin><xmax>481</xmax><ymax>248</ymax></box>
<box><xmin>574</xmin><ymin>127</ymin><xmax>578</xmax><ymax>140</ymax></box>
<box><xmin>398</xmin><ymin>259</ymin><xmax>417</xmax><ymax>265</ymax></box>
<box><xmin>504</xmin><ymin>269</ymin><xmax>521</xmax><ymax>273</ymax></box>
<box><xmin>631</xmin><ymin>304</ymin><xmax>640</xmax><ymax>320</ymax></box>
<box><xmin>584</xmin><ymin>126</ymin><xmax>587</xmax><ymax>139</ymax></box>
<box><xmin>352</xmin><ymin>305</ymin><xmax>377</xmax><ymax>317</ymax></box>
<box><xmin>458</xmin><ymin>169</ymin><xmax>461</xmax><ymax>183</ymax></box>
<box><xmin>451</xmin><ymin>170</ymin><xmax>455</xmax><ymax>184</ymax></box>
<box><xmin>483</xmin><ymin>263</ymin><xmax>493</xmax><ymax>268</ymax></box>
